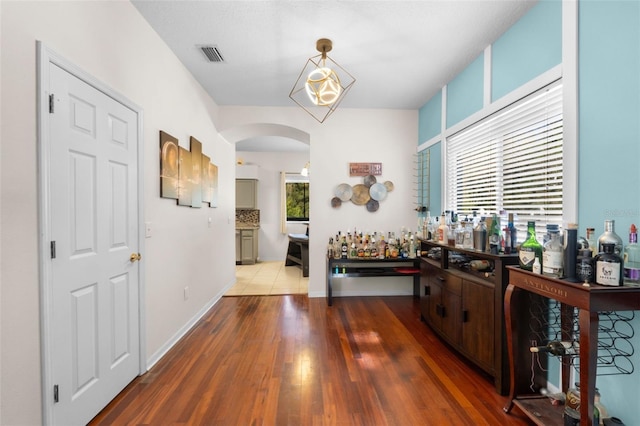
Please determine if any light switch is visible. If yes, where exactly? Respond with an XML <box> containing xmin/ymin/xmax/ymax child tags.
<box><xmin>145</xmin><ymin>222</ymin><xmax>152</xmax><ymax>238</ymax></box>
<box><xmin>208</xmin><ymin>217</ymin><xmax>212</xmax><ymax>228</ymax></box>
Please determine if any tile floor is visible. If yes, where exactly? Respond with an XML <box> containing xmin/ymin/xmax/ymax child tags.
<box><xmin>225</xmin><ymin>261</ymin><xmax>309</xmax><ymax>296</ymax></box>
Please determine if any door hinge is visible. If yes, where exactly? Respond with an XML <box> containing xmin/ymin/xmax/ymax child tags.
<box><xmin>53</xmin><ymin>385</ymin><xmax>59</xmax><ymax>403</ymax></box>
<box><xmin>424</xmin><ymin>285</ymin><xmax>430</xmax><ymax>296</ymax></box>
<box><xmin>49</xmin><ymin>94</ymin><xmax>55</xmax><ymax>113</ymax></box>
<box><xmin>50</xmin><ymin>241</ymin><xmax>56</xmax><ymax>259</ymax></box>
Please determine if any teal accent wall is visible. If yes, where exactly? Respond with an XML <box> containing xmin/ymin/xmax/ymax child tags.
<box><xmin>491</xmin><ymin>0</ymin><xmax>562</xmax><ymax>101</ymax></box>
<box><xmin>417</xmin><ymin>0</ymin><xmax>640</xmax><ymax>418</ymax></box>
<box><xmin>418</xmin><ymin>91</ymin><xmax>441</xmax><ymax>144</ymax></box>
<box><xmin>577</xmin><ymin>1</ymin><xmax>640</xmax><ymax>421</ymax></box>
<box><xmin>446</xmin><ymin>54</ymin><xmax>484</xmax><ymax>128</ymax></box>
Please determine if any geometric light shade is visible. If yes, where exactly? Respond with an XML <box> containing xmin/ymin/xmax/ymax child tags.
<box><xmin>289</xmin><ymin>39</ymin><xmax>356</xmax><ymax>123</ymax></box>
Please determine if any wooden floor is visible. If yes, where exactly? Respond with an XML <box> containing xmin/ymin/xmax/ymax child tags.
<box><xmin>89</xmin><ymin>295</ymin><xmax>532</xmax><ymax>425</ymax></box>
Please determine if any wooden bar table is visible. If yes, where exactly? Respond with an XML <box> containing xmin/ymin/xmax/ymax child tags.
<box><xmin>503</xmin><ymin>266</ymin><xmax>640</xmax><ymax>425</ymax></box>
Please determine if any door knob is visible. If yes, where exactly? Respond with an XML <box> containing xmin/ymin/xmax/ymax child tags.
<box><xmin>130</xmin><ymin>253</ymin><xmax>142</xmax><ymax>262</ymax></box>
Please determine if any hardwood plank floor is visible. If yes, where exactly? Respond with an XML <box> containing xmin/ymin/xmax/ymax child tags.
<box><xmin>89</xmin><ymin>295</ymin><xmax>532</xmax><ymax>425</ymax></box>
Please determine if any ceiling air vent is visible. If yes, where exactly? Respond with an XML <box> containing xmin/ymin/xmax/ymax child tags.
<box><xmin>200</xmin><ymin>45</ymin><xmax>225</xmax><ymax>63</ymax></box>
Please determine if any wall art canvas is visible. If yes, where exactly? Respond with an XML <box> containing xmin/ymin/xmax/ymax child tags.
<box><xmin>190</xmin><ymin>137</ymin><xmax>203</xmax><ymax>208</ymax></box>
<box><xmin>201</xmin><ymin>154</ymin><xmax>212</xmax><ymax>204</ymax></box>
<box><xmin>160</xmin><ymin>131</ymin><xmax>179</xmax><ymax>199</ymax></box>
<box><xmin>210</xmin><ymin>163</ymin><xmax>219</xmax><ymax>208</ymax></box>
<box><xmin>178</xmin><ymin>146</ymin><xmax>193</xmax><ymax>206</ymax></box>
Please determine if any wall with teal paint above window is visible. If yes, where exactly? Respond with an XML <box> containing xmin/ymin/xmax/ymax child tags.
<box><xmin>418</xmin><ymin>90</ymin><xmax>441</xmax><ymax>144</ymax></box>
<box><xmin>491</xmin><ymin>0</ymin><xmax>562</xmax><ymax>101</ymax></box>
<box><xmin>446</xmin><ymin>53</ymin><xmax>484</xmax><ymax>128</ymax></box>
<box><xmin>417</xmin><ymin>0</ymin><xmax>561</xmax><ymax>216</ymax></box>
<box><xmin>577</xmin><ymin>2</ymin><xmax>640</xmax><ymax>422</ymax></box>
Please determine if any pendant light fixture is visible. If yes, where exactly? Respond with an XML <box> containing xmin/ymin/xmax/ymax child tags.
<box><xmin>289</xmin><ymin>38</ymin><xmax>356</xmax><ymax>123</ymax></box>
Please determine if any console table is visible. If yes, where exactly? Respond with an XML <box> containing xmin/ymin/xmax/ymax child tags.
<box><xmin>326</xmin><ymin>257</ymin><xmax>420</xmax><ymax>306</ymax></box>
<box><xmin>504</xmin><ymin>267</ymin><xmax>640</xmax><ymax>425</ymax></box>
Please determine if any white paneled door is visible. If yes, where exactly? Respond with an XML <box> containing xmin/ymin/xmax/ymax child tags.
<box><xmin>46</xmin><ymin>60</ymin><xmax>141</xmax><ymax>425</ymax></box>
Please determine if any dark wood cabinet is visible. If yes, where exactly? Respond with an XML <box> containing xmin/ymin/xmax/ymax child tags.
<box><xmin>419</xmin><ymin>238</ymin><xmax>519</xmax><ymax>394</ymax></box>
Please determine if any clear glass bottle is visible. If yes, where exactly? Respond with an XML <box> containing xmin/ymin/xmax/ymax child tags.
<box><xmin>624</xmin><ymin>224</ymin><xmax>640</xmax><ymax>285</ymax></box>
<box><xmin>594</xmin><ymin>243</ymin><xmax>623</xmax><ymax>286</ymax></box>
<box><xmin>598</xmin><ymin>219</ymin><xmax>623</xmax><ymax>255</ymax></box>
<box><xmin>542</xmin><ymin>230</ymin><xmax>563</xmax><ymax>278</ymax></box>
<box><xmin>437</xmin><ymin>213</ymin><xmax>449</xmax><ymax>245</ymax></box>
<box><xmin>462</xmin><ymin>221</ymin><xmax>474</xmax><ymax>250</ymax></box>
<box><xmin>519</xmin><ymin>221</ymin><xmax>543</xmax><ymax>271</ymax></box>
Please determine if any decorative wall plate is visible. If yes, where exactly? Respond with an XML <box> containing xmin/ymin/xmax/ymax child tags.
<box><xmin>369</xmin><ymin>182</ymin><xmax>387</xmax><ymax>201</ymax></box>
<box><xmin>363</xmin><ymin>174</ymin><xmax>377</xmax><ymax>187</ymax></box>
<box><xmin>351</xmin><ymin>184</ymin><xmax>370</xmax><ymax>205</ymax></box>
<box><xmin>334</xmin><ymin>183</ymin><xmax>353</xmax><ymax>201</ymax></box>
<box><xmin>383</xmin><ymin>180</ymin><xmax>395</xmax><ymax>192</ymax></box>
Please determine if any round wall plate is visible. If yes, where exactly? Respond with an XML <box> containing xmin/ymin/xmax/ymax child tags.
<box><xmin>351</xmin><ymin>184</ymin><xmax>370</xmax><ymax>205</ymax></box>
<box><xmin>369</xmin><ymin>182</ymin><xmax>387</xmax><ymax>201</ymax></box>
<box><xmin>334</xmin><ymin>183</ymin><xmax>353</xmax><ymax>201</ymax></box>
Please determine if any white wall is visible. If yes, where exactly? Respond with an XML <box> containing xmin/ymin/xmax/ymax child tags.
<box><xmin>219</xmin><ymin>106</ymin><xmax>419</xmax><ymax>298</ymax></box>
<box><xmin>0</xmin><ymin>2</ymin><xmax>236</xmax><ymax>424</ymax></box>
<box><xmin>1</xmin><ymin>2</ymin><xmax>418</xmax><ymax>424</ymax></box>
<box><xmin>237</xmin><ymin>152</ymin><xmax>310</xmax><ymax>262</ymax></box>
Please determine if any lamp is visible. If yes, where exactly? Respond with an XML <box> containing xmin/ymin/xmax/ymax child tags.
<box><xmin>289</xmin><ymin>38</ymin><xmax>356</xmax><ymax>123</ymax></box>
<box><xmin>301</xmin><ymin>162</ymin><xmax>310</xmax><ymax>176</ymax></box>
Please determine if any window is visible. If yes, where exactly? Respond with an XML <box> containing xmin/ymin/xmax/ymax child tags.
<box><xmin>446</xmin><ymin>81</ymin><xmax>563</xmax><ymax>238</ymax></box>
<box><xmin>285</xmin><ymin>174</ymin><xmax>309</xmax><ymax>222</ymax></box>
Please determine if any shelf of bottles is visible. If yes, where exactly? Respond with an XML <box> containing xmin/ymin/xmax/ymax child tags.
<box><xmin>414</xmin><ymin>149</ymin><xmax>430</xmax><ymax>217</ymax></box>
<box><xmin>527</xmin><ymin>294</ymin><xmax>635</xmax><ymax>377</ymax></box>
<box><xmin>327</xmin><ymin>228</ymin><xmax>420</xmax><ymax>261</ymax></box>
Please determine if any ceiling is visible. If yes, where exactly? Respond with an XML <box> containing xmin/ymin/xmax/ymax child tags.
<box><xmin>132</xmin><ymin>0</ymin><xmax>538</xmax><ymax>151</ymax></box>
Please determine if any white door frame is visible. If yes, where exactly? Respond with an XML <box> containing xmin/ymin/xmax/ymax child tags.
<box><xmin>36</xmin><ymin>41</ymin><xmax>146</xmax><ymax>425</ymax></box>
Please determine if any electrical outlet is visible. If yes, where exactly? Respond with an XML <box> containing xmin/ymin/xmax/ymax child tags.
<box><xmin>184</xmin><ymin>286</ymin><xmax>189</xmax><ymax>301</ymax></box>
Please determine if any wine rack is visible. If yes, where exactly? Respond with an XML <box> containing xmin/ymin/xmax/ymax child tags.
<box><xmin>526</xmin><ymin>295</ymin><xmax>635</xmax><ymax>377</ymax></box>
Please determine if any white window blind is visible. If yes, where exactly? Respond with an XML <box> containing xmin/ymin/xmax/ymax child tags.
<box><xmin>446</xmin><ymin>81</ymin><xmax>563</xmax><ymax>238</ymax></box>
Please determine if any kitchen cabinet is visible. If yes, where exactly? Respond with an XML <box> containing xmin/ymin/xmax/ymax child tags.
<box><xmin>419</xmin><ymin>238</ymin><xmax>519</xmax><ymax>394</ymax></box>
<box><xmin>235</xmin><ymin>230</ymin><xmax>241</xmax><ymax>263</ymax></box>
<box><xmin>236</xmin><ymin>179</ymin><xmax>258</xmax><ymax>209</ymax></box>
<box><xmin>237</xmin><ymin>228</ymin><xmax>258</xmax><ymax>265</ymax></box>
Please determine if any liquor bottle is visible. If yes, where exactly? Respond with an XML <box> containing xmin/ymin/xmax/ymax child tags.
<box><xmin>586</xmin><ymin>227</ymin><xmax>597</xmax><ymax>257</ymax></box>
<box><xmin>508</xmin><ymin>213</ymin><xmax>518</xmax><ymax>253</ymax></box>
<box><xmin>576</xmin><ymin>249</ymin><xmax>595</xmax><ymax>284</ymax></box>
<box><xmin>333</xmin><ymin>235</ymin><xmax>341</xmax><ymax>259</ymax></box>
<box><xmin>530</xmin><ymin>340</ymin><xmax>578</xmax><ymax>356</ymax></box>
<box><xmin>488</xmin><ymin>213</ymin><xmax>501</xmax><ymax>254</ymax></box>
<box><xmin>542</xmin><ymin>229</ymin><xmax>563</xmax><ymax>278</ymax></box>
<box><xmin>469</xmin><ymin>260</ymin><xmax>492</xmax><ymax>271</ymax></box>
<box><xmin>519</xmin><ymin>221</ymin><xmax>543</xmax><ymax>271</ymax></box>
<box><xmin>594</xmin><ymin>243</ymin><xmax>623</xmax><ymax>286</ymax></box>
<box><xmin>377</xmin><ymin>236</ymin><xmax>386</xmax><ymax>259</ymax></box>
<box><xmin>532</xmin><ymin>257</ymin><xmax>541</xmax><ymax>274</ymax></box>
<box><xmin>341</xmin><ymin>236</ymin><xmax>348</xmax><ymax>259</ymax></box>
<box><xmin>327</xmin><ymin>237</ymin><xmax>334</xmax><ymax>258</ymax></box>
<box><xmin>598</xmin><ymin>219</ymin><xmax>623</xmax><ymax>255</ymax></box>
<box><xmin>437</xmin><ymin>213</ymin><xmax>449</xmax><ymax>245</ymax></box>
<box><xmin>624</xmin><ymin>224</ymin><xmax>640</xmax><ymax>285</ymax></box>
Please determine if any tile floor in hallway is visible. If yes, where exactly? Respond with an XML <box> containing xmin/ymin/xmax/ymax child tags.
<box><xmin>225</xmin><ymin>261</ymin><xmax>308</xmax><ymax>296</ymax></box>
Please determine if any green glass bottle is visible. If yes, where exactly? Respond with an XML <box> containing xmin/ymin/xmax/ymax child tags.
<box><xmin>519</xmin><ymin>221</ymin><xmax>543</xmax><ymax>271</ymax></box>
